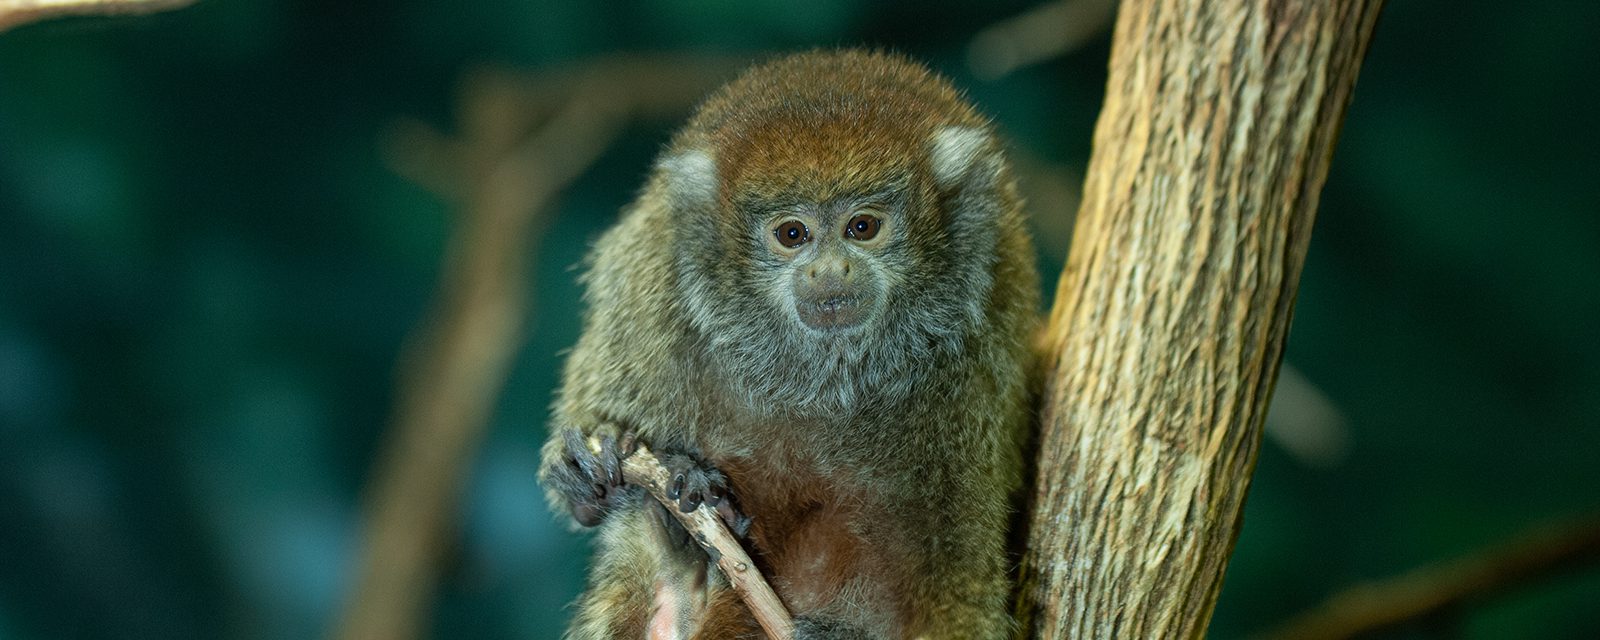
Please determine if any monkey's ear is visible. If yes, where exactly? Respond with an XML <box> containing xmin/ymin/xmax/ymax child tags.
<box><xmin>658</xmin><ymin>148</ymin><xmax>719</xmax><ymax>209</ymax></box>
<box><xmin>928</xmin><ymin>126</ymin><xmax>1001</xmax><ymax>192</ymax></box>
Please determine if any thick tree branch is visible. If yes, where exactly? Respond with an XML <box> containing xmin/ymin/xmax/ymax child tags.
<box><xmin>1018</xmin><ymin>1</ymin><xmax>1384</xmax><ymax>637</ymax></box>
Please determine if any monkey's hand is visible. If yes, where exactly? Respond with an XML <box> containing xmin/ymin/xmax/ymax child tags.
<box><xmin>659</xmin><ymin>452</ymin><xmax>752</xmax><ymax>538</ymax></box>
<box><xmin>539</xmin><ymin>426</ymin><xmax>636</xmax><ymax>527</ymax></box>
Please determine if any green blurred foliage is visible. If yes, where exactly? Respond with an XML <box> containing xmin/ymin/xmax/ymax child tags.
<box><xmin>0</xmin><ymin>1</ymin><xmax>1595</xmax><ymax>638</ymax></box>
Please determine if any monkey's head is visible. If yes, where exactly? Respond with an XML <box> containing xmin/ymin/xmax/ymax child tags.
<box><xmin>659</xmin><ymin>51</ymin><xmax>1016</xmax><ymax>416</ymax></box>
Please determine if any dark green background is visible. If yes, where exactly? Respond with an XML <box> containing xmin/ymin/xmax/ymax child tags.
<box><xmin>1</xmin><ymin>1</ymin><xmax>1596</xmax><ymax>638</ymax></box>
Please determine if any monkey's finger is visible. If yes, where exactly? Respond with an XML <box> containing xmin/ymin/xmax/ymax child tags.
<box><xmin>563</xmin><ymin>429</ymin><xmax>595</xmax><ymax>465</ymax></box>
<box><xmin>597</xmin><ymin>434</ymin><xmax>623</xmax><ymax>487</ymax></box>
<box><xmin>702</xmin><ymin>468</ymin><xmax>729</xmax><ymax>507</ymax></box>
<box><xmin>572</xmin><ymin>502</ymin><xmax>606</xmax><ymax>527</ymax></box>
<box><xmin>562</xmin><ymin>429</ymin><xmax>615</xmax><ymax>495</ymax></box>
<box><xmin>678</xmin><ymin>467</ymin><xmax>713</xmax><ymax>512</ymax></box>
<box><xmin>679</xmin><ymin>490</ymin><xmax>703</xmax><ymax>513</ymax></box>
<box><xmin>716</xmin><ymin>501</ymin><xmax>753</xmax><ymax>538</ymax></box>
<box><xmin>571</xmin><ymin>460</ymin><xmax>605</xmax><ymax>499</ymax></box>
<box><xmin>545</xmin><ymin>456</ymin><xmax>611</xmax><ymax>527</ymax></box>
<box><xmin>667</xmin><ymin>473</ymin><xmax>686</xmax><ymax>500</ymax></box>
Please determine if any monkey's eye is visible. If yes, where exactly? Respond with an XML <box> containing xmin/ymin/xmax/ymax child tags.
<box><xmin>773</xmin><ymin>220</ymin><xmax>811</xmax><ymax>248</ymax></box>
<box><xmin>844</xmin><ymin>212</ymin><xmax>882</xmax><ymax>242</ymax></box>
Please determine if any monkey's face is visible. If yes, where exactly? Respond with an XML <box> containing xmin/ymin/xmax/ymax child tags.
<box><xmin>765</xmin><ymin>204</ymin><xmax>891</xmax><ymax>333</ymax></box>
<box><xmin>663</xmin><ymin>121</ymin><xmax>1006</xmax><ymax>414</ymax></box>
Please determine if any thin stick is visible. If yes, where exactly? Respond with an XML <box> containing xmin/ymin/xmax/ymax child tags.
<box><xmin>605</xmin><ymin>441</ymin><xmax>795</xmax><ymax>640</ymax></box>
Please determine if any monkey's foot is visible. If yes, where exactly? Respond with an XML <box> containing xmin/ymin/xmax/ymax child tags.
<box><xmin>660</xmin><ymin>452</ymin><xmax>752</xmax><ymax>537</ymax></box>
<box><xmin>548</xmin><ymin>427</ymin><xmax>637</xmax><ymax>527</ymax></box>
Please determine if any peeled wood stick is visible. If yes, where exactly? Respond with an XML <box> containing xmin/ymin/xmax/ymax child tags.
<box><xmin>589</xmin><ymin>438</ymin><xmax>794</xmax><ymax>640</ymax></box>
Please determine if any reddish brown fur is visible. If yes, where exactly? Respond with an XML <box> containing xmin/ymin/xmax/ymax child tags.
<box><xmin>722</xmin><ymin>456</ymin><xmax>868</xmax><ymax>611</ymax></box>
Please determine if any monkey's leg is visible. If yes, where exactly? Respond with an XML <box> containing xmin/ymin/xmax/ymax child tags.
<box><xmin>566</xmin><ymin>502</ymin><xmax>711</xmax><ymax>640</ymax></box>
<box><xmin>693</xmin><ymin>582</ymin><xmax>882</xmax><ymax>640</ymax></box>
<box><xmin>686</xmin><ymin>586</ymin><xmax>764</xmax><ymax>639</ymax></box>
<box><xmin>564</xmin><ymin>505</ymin><xmax>656</xmax><ymax>639</ymax></box>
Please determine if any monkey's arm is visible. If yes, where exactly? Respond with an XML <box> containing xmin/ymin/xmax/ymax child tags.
<box><xmin>873</xmin><ymin>375</ymin><xmax>1029</xmax><ymax>640</ymax></box>
<box><xmin>538</xmin><ymin>196</ymin><xmax>701</xmax><ymax>527</ymax></box>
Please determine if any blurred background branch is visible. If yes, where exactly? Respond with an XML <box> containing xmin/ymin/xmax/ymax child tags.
<box><xmin>1256</xmin><ymin>516</ymin><xmax>1600</xmax><ymax>640</ymax></box>
<box><xmin>967</xmin><ymin>0</ymin><xmax>1116</xmax><ymax>80</ymax></box>
<box><xmin>1263</xmin><ymin>364</ymin><xmax>1352</xmax><ymax>468</ymax></box>
<box><xmin>333</xmin><ymin>56</ymin><xmax>741</xmax><ymax>640</ymax></box>
<box><xmin>0</xmin><ymin>0</ymin><xmax>191</xmax><ymax>32</ymax></box>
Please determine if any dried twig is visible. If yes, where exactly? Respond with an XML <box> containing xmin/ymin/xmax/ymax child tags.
<box><xmin>1254</xmin><ymin>516</ymin><xmax>1600</xmax><ymax>640</ymax></box>
<box><xmin>594</xmin><ymin>441</ymin><xmax>795</xmax><ymax>640</ymax></box>
<box><xmin>0</xmin><ymin>0</ymin><xmax>191</xmax><ymax>32</ymax></box>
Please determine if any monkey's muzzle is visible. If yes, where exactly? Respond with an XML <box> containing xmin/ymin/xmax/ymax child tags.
<box><xmin>796</xmin><ymin>294</ymin><xmax>866</xmax><ymax>331</ymax></box>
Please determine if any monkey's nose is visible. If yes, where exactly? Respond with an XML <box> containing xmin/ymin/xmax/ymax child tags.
<box><xmin>806</xmin><ymin>258</ymin><xmax>853</xmax><ymax>282</ymax></box>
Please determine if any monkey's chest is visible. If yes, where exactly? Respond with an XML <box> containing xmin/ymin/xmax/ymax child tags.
<box><xmin>715</xmin><ymin>457</ymin><xmax>874</xmax><ymax>611</ymax></box>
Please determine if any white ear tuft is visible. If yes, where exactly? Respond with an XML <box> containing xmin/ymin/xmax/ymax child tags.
<box><xmin>928</xmin><ymin>126</ymin><xmax>995</xmax><ymax>189</ymax></box>
<box><xmin>659</xmin><ymin>149</ymin><xmax>718</xmax><ymax>205</ymax></box>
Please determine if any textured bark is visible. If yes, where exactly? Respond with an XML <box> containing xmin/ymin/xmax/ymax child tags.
<box><xmin>1018</xmin><ymin>1</ymin><xmax>1384</xmax><ymax>637</ymax></box>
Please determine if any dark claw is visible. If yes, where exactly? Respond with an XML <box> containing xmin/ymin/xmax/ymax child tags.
<box><xmin>550</xmin><ymin>427</ymin><xmax>633</xmax><ymax>527</ymax></box>
<box><xmin>658</xmin><ymin>452</ymin><xmax>739</xmax><ymax>520</ymax></box>
<box><xmin>716</xmin><ymin>500</ymin><xmax>752</xmax><ymax>538</ymax></box>
<box><xmin>597</xmin><ymin>434</ymin><xmax>623</xmax><ymax>487</ymax></box>
<box><xmin>680</xmin><ymin>490</ymin><xmax>703</xmax><ymax>513</ymax></box>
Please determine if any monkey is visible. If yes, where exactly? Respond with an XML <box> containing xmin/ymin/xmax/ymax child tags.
<box><xmin>539</xmin><ymin>49</ymin><xmax>1040</xmax><ymax>639</ymax></box>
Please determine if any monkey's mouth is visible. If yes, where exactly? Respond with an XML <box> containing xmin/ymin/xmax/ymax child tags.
<box><xmin>796</xmin><ymin>295</ymin><xmax>867</xmax><ymax>331</ymax></box>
